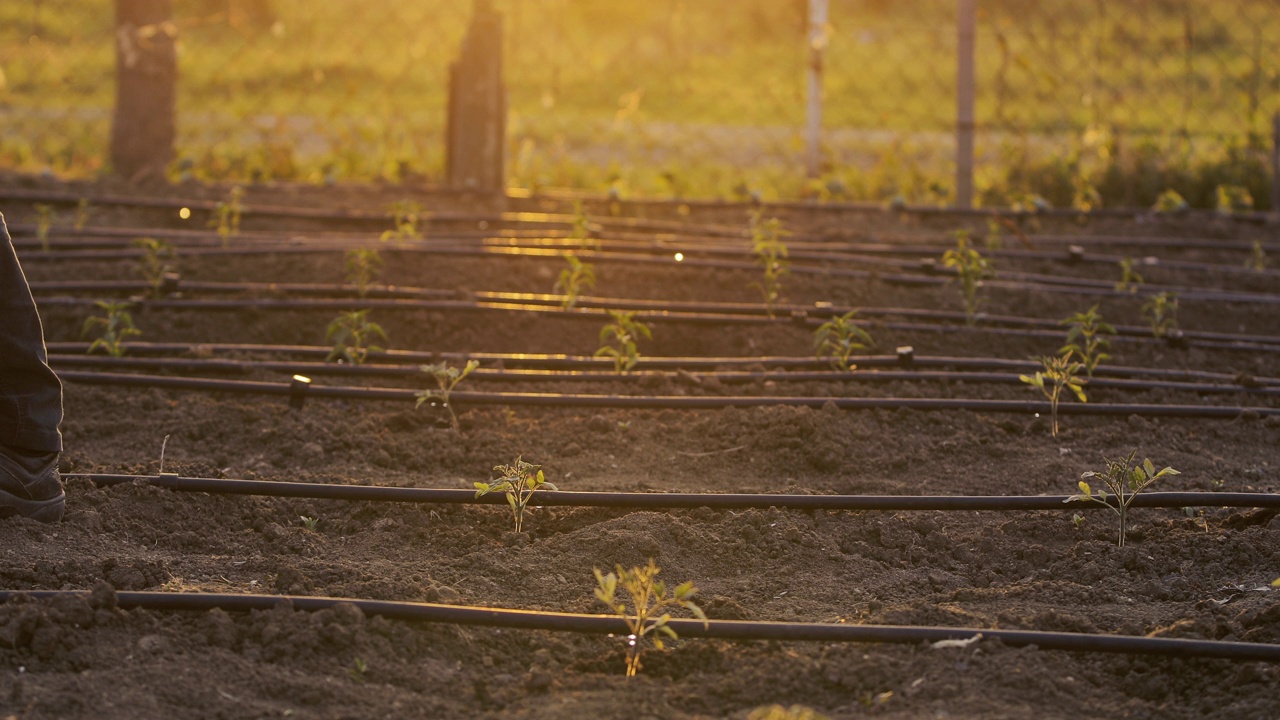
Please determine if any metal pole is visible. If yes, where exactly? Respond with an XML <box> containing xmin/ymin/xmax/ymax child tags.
<box><xmin>956</xmin><ymin>0</ymin><xmax>977</xmax><ymax>209</ymax></box>
<box><xmin>806</xmin><ymin>0</ymin><xmax>829</xmax><ymax>179</ymax></box>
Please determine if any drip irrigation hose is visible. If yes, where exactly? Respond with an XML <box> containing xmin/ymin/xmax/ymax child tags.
<box><xmin>0</xmin><ymin>589</ymin><xmax>1275</xmax><ymax>662</ymax></box>
<box><xmin>44</xmin><ymin>355</ymin><xmax>1280</xmax><ymax>398</ymax></box>
<box><xmin>31</xmin><ymin>280</ymin><xmax>1280</xmax><ymax>350</ymax></box>
<box><xmin>41</xmin><ymin>344</ymin><xmax>1280</xmax><ymax>386</ymax></box>
<box><xmin>55</xmin><ymin>370</ymin><xmax>1280</xmax><ymax>417</ymax></box>
<box><xmin>70</xmin><ymin>473</ymin><xmax>1280</xmax><ymax>512</ymax></box>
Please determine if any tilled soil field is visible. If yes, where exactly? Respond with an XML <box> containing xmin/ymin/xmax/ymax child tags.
<box><xmin>2</xmin><ymin>177</ymin><xmax>1280</xmax><ymax>719</ymax></box>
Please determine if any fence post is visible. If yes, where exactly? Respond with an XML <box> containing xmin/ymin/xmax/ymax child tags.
<box><xmin>110</xmin><ymin>0</ymin><xmax>177</xmax><ymax>181</ymax></box>
<box><xmin>446</xmin><ymin>0</ymin><xmax>506</xmax><ymax>195</ymax></box>
<box><xmin>805</xmin><ymin>0</ymin><xmax>830</xmax><ymax>179</ymax></box>
<box><xmin>955</xmin><ymin>0</ymin><xmax>977</xmax><ymax>209</ymax></box>
<box><xmin>1272</xmin><ymin>111</ymin><xmax>1280</xmax><ymax>214</ymax></box>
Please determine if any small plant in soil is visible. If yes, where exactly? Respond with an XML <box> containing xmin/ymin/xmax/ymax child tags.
<box><xmin>593</xmin><ymin>559</ymin><xmax>707</xmax><ymax>677</ymax></box>
<box><xmin>1215</xmin><ymin>184</ymin><xmax>1253</xmax><ymax>215</ymax></box>
<box><xmin>1140</xmin><ymin>291</ymin><xmax>1179</xmax><ymax>338</ymax></box>
<box><xmin>475</xmin><ymin>456</ymin><xmax>557</xmax><ymax>533</ymax></box>
<box><xmin>1153</xmin><ymin>188</ymin><xmax>1189</xmax><ymax>214</ymax></box>
<box><xmin>132</xmin><ymin>237</ymin><xmax>176</xmax><ymax>298</ymax></box>
<box><xmin>1059</xmin><ymin>304</ymin><xmax>1115</xmax><ymax>377</ymax></box>
<box><xmin>596</xmin><ymin>310</ymin><xmax>651</xmax><ymax>373</ymax></box>
<box><xmin>1245</xmin><ymin>240</ymin><xmax>1268</xmax><ymax>272</ymax></box>
<box><xmin>381</xmin><ymin>200</ymin><xmax>423</xmax><ymax>245</ymax></box>
<box><xmin>1115</xmin><ymin>257</ymin><xmax>1144</xmax><ymax>294</ymax></box>
<box><xmin>83</xmin><ymin>301</ymin><xmax>141</xmax><ymax>357</ymax></box>
<box><xmin>74</xmin><ymin>198</ymin><xmax>91</xmax><ymax>231</ymax></box>
<box><xmin>941</xmin><ymin>232</ymin><xmax>993</xmax><ymax>324</ymax></box>
<box><xmin>344</xmin><ymin>247</ymin><xmax>382</xmax><ymax>298</ymax></box>
<box><xmin>813</xmin><ymin>310</ymin><xmax>875</xmax><ymax>371</ymax></box>
<box><xmin>34</xmin><ymin>203</ymin><xmax>54</xmax><ymax>251</ymax></box>
<box><xmin>1019</xmin><ymin>354</ymin><xmax>1087</xmax><ymax>437</ymax></box>
<box><xmin>554</xmin><ymin>253</ymin><xmax>596</xmax><ymax>309</ymax></box>
<box><xmin>415</xmin><ymin>360</ymin><xmax>480</xmax><ymax>431</ymax></box>
<box><xmin>569</xmin><ymin>200</ymin><xmax>598</xmax><ymax>250</ymax></box>
<box><xmin>210</xmin><ymin>186</ymin><xmax>244</xmax><ymax>246</ymax></box>
<box><xmin>1067</xmin><ymin>450</ymin><xmax>1179</xmax><ymax>547</ymax></box>
<box><xmin>749</xmin><ymin>211</ymin><xmax>789</xmax><ymax>315</ymax></box>
<box><xmin>347</xmin><ymin>657</ymin><xmax>368</xmax><ymax>683</ymax></box>
<box><xmin>300</xmin><ymin>515</ymin><xmax>319</xmax><ymax>531</ymax></box>
<box><xmin>325</xmin><ymin>310</ymin><xmax>387</xmax><ymax>365</ymax></box>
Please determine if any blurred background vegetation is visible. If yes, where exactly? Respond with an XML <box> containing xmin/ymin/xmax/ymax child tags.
<box><xmin>1</xmin><ymin>0</ymin><xmax>1276</xmax><ymax>208</ymax></box>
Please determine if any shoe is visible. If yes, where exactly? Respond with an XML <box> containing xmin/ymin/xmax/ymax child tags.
<box><xmin>0</xmin><ymin>446</ymin><xmax>65</xmax><ymax>523</ymax></box>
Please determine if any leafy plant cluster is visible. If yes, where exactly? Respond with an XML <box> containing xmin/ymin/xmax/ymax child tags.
<box><xmin>813</xmin><ymin>310</ymin><xmax>874</xmax><ymax>371</ymax></box>
<box><xmin>596</xmin><ymin>310</ymin><xmax>652</xmax><ymax>373</ymax></box>
<box><xmin>1068</xmin><ymin>450</ymin><xmax>1180</xmax><ymax>547</ymax></box>
<box><xmin>474</xmin><ymin>456</ymin><xmax>557</xmax><ymax>534</ymax></box>
<box><xmin>941</xmin><ymin>232</ymin><xmax>994</xmax><ymax>324</ymax></box>
<box><xmin>415</xmin><ymin>360</ymin><xmax>480</xmax><ymax>431</ymax></box>
<box><xmin>749</xmin><ymin>211</ymin><xmax>789</xmax><ymax>314</ymax></box>
<box><xmin>594</xmin><ymin>559</ymin><xmax>707</xmax><ymax>677</ymax></box>
<box><xmin>83</xmin><ymin>300</ymin><xmax>141</xmax><ymax>357</ymax></box>
<box><xmin>210</xmin><ymin>186</ymin><xmax>244</xmax><ymax>246</ymax></box>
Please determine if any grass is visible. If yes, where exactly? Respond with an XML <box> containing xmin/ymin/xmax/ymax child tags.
<box><xmin>2</xmin><ymin>0</ymin><xmax>1276</xmax><ymax>206</ymax></box>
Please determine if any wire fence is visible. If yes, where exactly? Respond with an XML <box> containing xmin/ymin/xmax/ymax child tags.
<box><xmin>1</xmin><ymin>0</ymin><xmax>1276</xmax><ymax>208</ymax></box>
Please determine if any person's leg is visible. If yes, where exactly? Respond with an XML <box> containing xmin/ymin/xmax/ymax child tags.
<box><xmin>0</xmin><ymin>211</ymin><xmax>65</xmax><ymax>522</ymax></box>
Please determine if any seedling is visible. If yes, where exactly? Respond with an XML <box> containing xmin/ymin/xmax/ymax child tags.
<box><xmin>813</xmin><ymin>310</ymin><xmax>875</xmax><ymax>371</ymax></box>
<box><xmin>596</xmin><ymin>310</ymin><xmax>651</xmax><ymax>373</ymax></box>
<box><xmin>1153</xmin><ymin>189</ymin><xmax>1189</xmax><ymax>214</ymax></box>
<box><xmin>1115</xmin><ymin>257</ymin><xmax>1144</xmax><ymax>294</ymax></box>
<box><xmin>347</xmin><ymin>657</ymin><xmax>368</xmax><ymax>683</ymax></box>
<box><xmin>475</xmin><ymin>456</ymin><xmax>557</xmax><ymax>533</ymax></box>
<box><xmin>381</xmin><ymin>200</ymin><xmax>424</xmax><ymax>245</ymax></box>
<box><xmin>415</xmin><ymin>360</ymin><xmax>480</xmax><ymax>431</ymax></box>
<box><xmin>1071</xmin><ymin>513</ymin><xmax>1086</xmax><ymax>530</ymax></box>
<box><xmin>325</xmin><ymin>310</ymin><xmax>387</xmax><ymax>365</ymax></box>
<box><xmin>1067</xmin><ymin>450</ymin><xmax>1179</xmax><ymax>547</ymax></box>
<box><xmin>1215</xmin><ymin>184</ymin><xmax>1253</xmax><ymax>215</ymax></box>
<box><xmin>554</xmin><ymin>253</ymin><xmax>596</xmax><ymax>309</ymax></box>
<box><xmin>343</xmin><ymin>247</ymin><xmax>382</xmax><ymax>298</ymax></box>
<box><xmin>74</xmin><ymin>198</ymin><xmax>91</xmax><ymax>231</ymax></box>
<box><xmin>593</xmin><ymin>559</ymin><xmax>707</xmax><ymax>677</ymax></box>
<box><xmin>749</xmin><ymin>211</ymin><xmax>790</xmax><ymax>315</ymax></box>
<box><xmin>83</xmin><ymin>301</ymin><xmax>141</xmax><ymax>357</ymax></box>
<box><xmin>1019</xmin><ymin>354</ymin><xmax>1087</xmax><ymax>437</ymax></box>
<box><xmin>941</xmin><ymin>232</ymin><xmax>993</xmax><ymax>324</ymax></box>
<box><xmin>1059</xmin><ymin>304</ymin><xmax>1115</xmax><ymax>376</ymax></box>
<box><xmin>132</xmin><ymin>237</ymin><xmax>176</xmax><ymax>297</ymax></box>
<box><xmin>300</xmin><ymin>515</ymin><xmax>319</xmax><ymax>531</ymax></box>
<box><xmin>210</xmin><ymin>186</ymin><xmax>244</xmax><ymax>246</ymax></box>
<box><xmin>34</xmin><ymin>204</ymin><xmax>54</xmax><ymax>251</ymax></box>
<box><xmin>569</xmin><ymin>200</ymin><xmax>598</xmax><ymax>250</ymax></box>
<box><xmin>1245</xmin><ymin>240</ymin><xmax>1268</xmax><ymax>272</ymax></box>
<box><xmin>1140</xmin><ymin>292</ymin><xmax>1179</xmax><ymax>338</ymax></box>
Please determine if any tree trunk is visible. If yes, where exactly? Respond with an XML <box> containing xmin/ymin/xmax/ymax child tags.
<box><xmin>110</xmin><ymin>0</ymin><xmax>177</xmax><ymax>181</ymax></box>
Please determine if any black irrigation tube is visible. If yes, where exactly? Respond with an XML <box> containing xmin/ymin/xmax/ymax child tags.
<box><xmin>55</xmin><ymin>370</ymin><xmax>1280</xmax><ymax>417</ymax></box>
<box><xmin>70</xmin><ymin>473</ymin><xmax>1280</xmax><ymax>512</ymax></box>
<box><xmin>40</xmin><ymin>343</ymin><xmax>1280</xmax><ymax>386</ymax></box>
<box><xmin>1</xmin><ymin>589</ymin><xmax>1277</xmax><ymax>662</ymax></box>
<box><xmin>43</xmin><ymin>354</ymin><xmax>1280</xmax><ymax>398</ymax></box>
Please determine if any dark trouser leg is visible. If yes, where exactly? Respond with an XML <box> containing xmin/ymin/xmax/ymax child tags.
<box><xmin>0</xmin><ymin>212</ymin><xmax>63</xmax><ymax>453</ymax></box>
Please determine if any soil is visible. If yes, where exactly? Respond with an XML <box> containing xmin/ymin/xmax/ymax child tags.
<box><xmin>2</xmin><ymin>175</ymin><xmax>1280</xmax><ymax>719</ymax></box>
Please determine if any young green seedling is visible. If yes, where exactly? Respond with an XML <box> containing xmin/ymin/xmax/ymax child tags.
<box><xmin>1140</xmin><ymin>292</ymin><xmax>1179</xmax><ymax>338</ymax></box>
<box><xmin>344</xmin><ymin>247</ymin><xmax>383</xmax><ymax>298</ymax></box>
<box><xmin>74</xmin><ymin>198</ymin><xmax>91</xmax><ymax>231</ymax></box>
<box><xmin>1153</xmin><ymin>189</ymin><xmax>1188</xmax><ymax>215</ymax></box>
<box><xmin>325</xmin><ymin>310</ymin><xmax>387</xmax><ymax>365</ymax></box>
<box><xmin>813</xmin><ymin>310</ymin><xmax>875</xmax><ymax>371</ymax></box>
<box><xmin>941</xmin><ymin>233</ymin><xmax>993</xmax><ymax>324</ymax></box>
<box><xmin>1115</xmin><ymin>257</ymin><xmax>1144</xmax><ymax>294</ymax></box>
<box><xmin>132</xmin><ymin>237</ymin><xmax>176</xmax><ymax>298</ymax></box>
<box><xmin>1215</xmin><ymin>184</ymin><xmax>1253</xmax><ymax>216</ymax></box>
<box><xmin>1067</xmin><ymin>450</ymin><xmax>1179</xmax><ymax>547</ymax></box>
<box><xmin>300</xmin><ymin>515</ymin><xmax>319</xmax><ymax>531</ymax></box>
<box><xmin>593</xmin><ymin>559</ymin><xmax>707</xmax><ymax>677</ymax></box>
<box><xmin>1059</xmin><ymin>304</ymin><xmax>1115</xmax><ymax>377</ymax></box>
<box><xmin>596</xmin><ymin>310</ymin><xmax>652</xmax><ymax>373</ymax></box>
<box><xmin>210</xmin><ymin>186</ymin><xmax>244</xmax><ymax>246</ymax></box>
<box><xmin>415</xmin><ymin>360</ymin><xmax>480</xmax><ymax>431</ymax></box>
<box><xmin>34</xmin><ymin>204</ymin><xmax>54</xmax><ymax>251</ymax></box>
<box><xmin>381</xmin><ymin>200</ymin><xmax>424</xmax><ymax>245</ymax></box>
<box><xmin>1019</xmin><ymin>354</ymin><xmax>1087</xmax><ymax>437</ymax></box>
<box><xmin>1245</xmin><ymin>240</ymin><xmax>1268</xmax><ymax>272</ymax></box>
<box><xmin>83</xmin><ymin>301</ymin><xmax>141</xmax><ymax>357</ymax></box>
<box><xmin>554</xmin><ymin>253</ymin><xmax>596</xmax><ymax>309</ymax></box>
<box><xmin>475</xmin><ymin>456</ymin><xmax>557</xmax><ymax>533</ymax></box>
<box><xmin>748</xmin><ymin>211</ymin><xmax>790</xmax><ymax>315</ymax></box>
<box><xmin>347</xmin><ymin>657</ymin><xmax>368</xmax><ymax>683</ymax></box>
<box><xmin>569</xmin><ymin>200</ymin><xmax>598</xmax><ymax>250</ymax></box>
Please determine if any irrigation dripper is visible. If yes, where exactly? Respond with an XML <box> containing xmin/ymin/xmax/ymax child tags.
<box><xmin>896</xmin><ymin>346</ymin><xmax>915</xmax><ymax>365</ymax></box>
<box><xmin>288</xmin><ymin>374</ymin><xmax>312</xmax><ymax>411</ymax></box>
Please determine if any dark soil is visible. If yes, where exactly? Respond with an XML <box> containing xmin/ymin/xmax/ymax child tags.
<box><xmin>2</xmin><ymin>177</ymin><xmax>1280</xmax><ymax>719</ymax></box>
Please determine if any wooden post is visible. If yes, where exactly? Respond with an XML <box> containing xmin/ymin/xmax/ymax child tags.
<box><xmin>956</xmin><ymin>0</ymin><xmax>977</xmax><ymax>209</ymax></box>
<box><xmin>1272</xmin><ymin>111</ymin><xmax>1280</xmax><ymax>214</ymax></box>
<box><xmin>110</xmin><ymin>0</ymin><xmax>177</xmax><ymax>181</ymax></box>
<box><xmin>446</xmin><ymin>0</ymin><xmax>506</xmax><ymax>194</ymax></box>
<box><xmin>805</xmin><ymin>0</ymin><xmax>829</xmax><ymax>179</ymax></box>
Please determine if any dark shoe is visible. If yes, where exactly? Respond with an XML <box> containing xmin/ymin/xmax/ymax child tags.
<box><xmin>0</xmin><ymin>447</ymin><xmax>65</xmax><ymax>523</ymax></box>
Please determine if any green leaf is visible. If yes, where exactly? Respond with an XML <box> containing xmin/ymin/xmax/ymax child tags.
<box><xmin>541</xmin><ymin>482</ymin><xmax>559</xmax><ymax>491</ymax></box>
<box><xmin>1077</xmin><ymin>481</ymin><xmax>1092</xmax><ymax>496</ymax></box>
<box><xmin>1143</xmin><ymin>458</ymin><xmax>1156</xmax><ymax>478</ymax></box>
<box><xmin>657</xmin><ymin>624</ymin><xmax>678</xmax><ymax>640</ymax></box>
<box><xmin>674</xmin><ymin>581</ymin><xmax>695</xmax><ymax>599</ymax></box>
